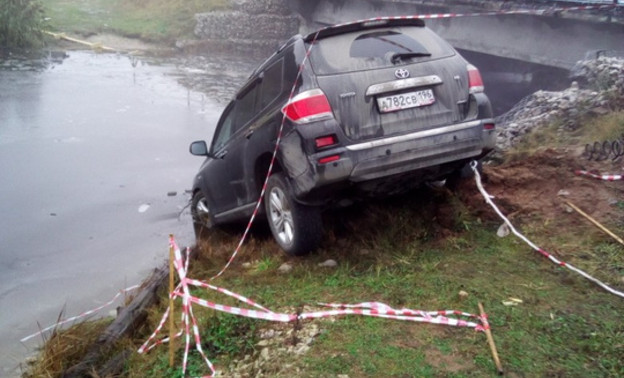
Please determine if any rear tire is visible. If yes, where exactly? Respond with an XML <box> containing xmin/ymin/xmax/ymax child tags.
<box><xmin>191</xmin><ymin>191</ymin><xmax>213</xmax><ymax>240</ymax></box>
<box><xmin>264</xmin><ymin>173</ymin><xmax>322</xmax><ymax>256</ymax></box>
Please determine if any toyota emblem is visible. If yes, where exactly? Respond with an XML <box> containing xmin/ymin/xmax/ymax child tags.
<box><xmin>395</xmin><ymin>68</ymin><xmax>410</xmax><ymax>79</ymax></box>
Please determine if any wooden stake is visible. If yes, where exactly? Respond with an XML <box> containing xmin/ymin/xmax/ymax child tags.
<box><xmin>478</xmin><ymin>302</ymin><xmax>503</xmax><ymax>375</ymax></box>
<box><xmin>563</xmin><ymin>199</ymin><xmax>624</xmax><ymax>246</ymax></box>
<box><xmin>168</xmin><ymin>235</ymin><xmax>176</xmax><ymax>368</ymax></box>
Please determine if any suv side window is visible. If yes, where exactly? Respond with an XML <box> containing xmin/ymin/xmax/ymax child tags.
<box><xmin>211</xmin><ymin>60</ymin><xmax>283</xmax><ymax>153</ymax></box>
<box><xmin>211</xmin><ymin>102</ymin><xmax>236</xmax><ymax>152</ymax></box>
<box><xmin>236</xmin><ymin>82</ymin><xmax>260</xmax><ymax>128</ymax></box>
<box><xmin>259</xmin><ymin>59</ymin><xmax>283</xmax><ymax>110</ymax></box>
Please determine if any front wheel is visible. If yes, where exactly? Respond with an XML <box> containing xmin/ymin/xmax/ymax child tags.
<box><xmin>264</xmin><ymin>173</ymin><xmax>322</xmax><ymax>256</ymax></box>
<box><xmin>191</xmin><ymin>191</ymin><xmax>213</xmax><ymax>240</ymax></box>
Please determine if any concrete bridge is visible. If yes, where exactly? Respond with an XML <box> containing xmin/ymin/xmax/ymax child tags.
<box><xmin>290</xmin><ymin>0</ymin><xmax>624</xmax><ymax>69</ymax></box>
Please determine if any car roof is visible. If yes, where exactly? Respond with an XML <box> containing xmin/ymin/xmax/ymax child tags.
<box><xmin>248</xmin><ymin>18</ymin><xmax>427</xmax><ymax>79</ymax></box>
<box><xmin>303</xmin><ymin>17</ymin><xmax>426</xmax><ymax>43</ymax></box>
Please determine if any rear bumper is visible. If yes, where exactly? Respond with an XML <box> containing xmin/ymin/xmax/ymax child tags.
<box><xmin>345</xmin><ymin>119</ymin><xmax>494</xmax><ymax>181</ymax></box>
<box><xmin>286</xmin><ymin>118</ymin><xmax>495</xmax><ymax>202</ymax></box>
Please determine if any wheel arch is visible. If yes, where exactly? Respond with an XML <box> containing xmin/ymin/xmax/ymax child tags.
<box><xmin>254</xmin><ymin>153</ymin><xmax>284</xmax><ymax>194</ymax></box>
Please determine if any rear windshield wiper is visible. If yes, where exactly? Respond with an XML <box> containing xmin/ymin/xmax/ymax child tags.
<box><xmin>391</xmin><ymin>52</ymin><xmax>431</xmax><ymax>64</ymax></box>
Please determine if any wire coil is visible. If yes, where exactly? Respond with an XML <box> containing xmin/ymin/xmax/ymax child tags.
<box><xmin>584</xmin><ymin>135</ymin><xmax>624</xmax><ymax>161</ymax></box>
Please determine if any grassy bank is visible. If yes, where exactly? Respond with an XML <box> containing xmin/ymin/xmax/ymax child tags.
<box><xmin>24</xmin><ymin>110</ymin><xmax>624</xmax><ymax>377</ymax></box>
<box><xmin>41</xmin><ymin>0</ymin><xmax>229</xmax><ymax>44</ymax></box>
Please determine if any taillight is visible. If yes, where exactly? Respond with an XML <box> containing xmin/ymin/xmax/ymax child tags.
<box><xmin>319</xmin><ymin>155</ymin><xmax>340</xmax><ymax>164</ymax></box>
<box><xmin>282</xmin><ymin>89</ymin><xmax>333</xmax><ymax>124</ymax></box>
<box><xmin>484</xmin><ymin>123</ymin><xmax>495</xmax><ymax>130</ymax></box>
<box><xmin>315</xmin><ymin>135</ymin><xmax>337</xmax><ymax>149</ymax></box>
<box><xmin>467</xmin><ymin>64</ymin><xmax>484</xmax><ymax>94</ymax></box>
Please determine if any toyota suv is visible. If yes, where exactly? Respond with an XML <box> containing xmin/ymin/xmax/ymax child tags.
<box><xmin>189</xmin><ymin>18</ymin><xmax>495</xmax><ymax>255</ymax></box>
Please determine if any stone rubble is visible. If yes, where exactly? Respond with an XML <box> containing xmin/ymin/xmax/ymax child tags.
<box><xmin>217</xmin><ymin>306</ymin><xmax>325</xmax><ymax>377</ymax></box>
<box><xmin>192</xmin><ymin>0</ymin><xmax>300</xmax><ymax>56</ymax></box>
<box><xmin>495</xmin><ymin>56</ymin><xmax>624</xmax><ymax>150</ymax></box>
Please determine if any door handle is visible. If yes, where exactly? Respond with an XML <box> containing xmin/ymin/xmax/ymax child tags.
<box><xmin>245</xmin><ymin>129</ymin><xmax>254</xmax><ymax>139</ymax></box>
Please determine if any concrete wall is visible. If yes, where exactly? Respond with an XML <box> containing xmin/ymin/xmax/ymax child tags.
<box><xmin>426</xmin><ymin>14</ymin><xmax>624</xmax><ymax>69</ymax></box>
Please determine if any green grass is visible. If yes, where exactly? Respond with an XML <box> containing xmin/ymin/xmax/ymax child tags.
<box><xmin>580</xmin><ymin>110</ymin><xmax>624</xmax><ymax>144</ymax></box>
<box><xmin>40</xmin><ymin>0</ymin><xmax>230</xmax><ymax>43</ymax></box>
<box><xmin>114</xmin><ymin>183</ymin><xmax>623</xmax><ymax>377</ymax></box>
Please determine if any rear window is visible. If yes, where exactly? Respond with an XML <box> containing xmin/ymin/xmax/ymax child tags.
<box><xmin>309</xmin><ymin>26</ymin><xmax>455</xmax><ymax>75</ymax></box>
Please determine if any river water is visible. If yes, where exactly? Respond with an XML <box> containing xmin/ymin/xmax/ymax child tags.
<box><xmin>0</xmin><ymin>46</ymin><xmax>568</xmax><ymax>376</ymax></box>
<box><xmin>0</xmin><ymin>49</ymin><xmax>260</xmax><ymax>376</ymax></box>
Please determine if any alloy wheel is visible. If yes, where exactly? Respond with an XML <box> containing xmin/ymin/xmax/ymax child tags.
<box><xmin>268</xmin><ymin>186</ymin><xmax>294</xmax><ymax>246</ymax></box>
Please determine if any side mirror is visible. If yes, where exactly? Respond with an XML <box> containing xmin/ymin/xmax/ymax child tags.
<box><xmin>189</xmin><ymin>141</ymin><xmax>209</xmax><ymax>157</ymax></box>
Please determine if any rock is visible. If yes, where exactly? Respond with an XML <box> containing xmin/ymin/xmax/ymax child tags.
<box><xmin>295</xmin><ymin>344</ymin><xmax>310</xmax><ymax>355</ymax></box>
<box><xmin>496</xmin><ymin>223</ymin><xmax>510</xmax><ymax>237</ymax></box>
<box><xmin>260</xmin><ymin>347</ymin><xmax>270</xmax><ymax>360</ymax></box>
<box><xmin>557</xmin><ymin>189</ymin><xmax>570</xmax><ymax>197</ymax></box>
<box><xmin>278</xmin><ymin>263</ymin><xmax>293</xmax><ymax>273</ymax></box>
<box><xmin>167</xmin><ymin>191</ymin><xmax>177</xmax><ymax>197</ymax></box>
<box><xmin>496</xmin><ymin>57</ymin><xmax>624</xmax><ymax>150</ymax></box>
<box><xmin>318</xmin><ymin>259</ymin><xmax>338</xmax><ymax>267</ymax></box>
<box><xmin>260</xmin><ymin>329</ymin><xmax>275</xmax><ymax>339</ymax></box>
<box><xmin>458</xmin><ymin>290</ymin><xmax>469</xmax><ymax>299</ymax></box>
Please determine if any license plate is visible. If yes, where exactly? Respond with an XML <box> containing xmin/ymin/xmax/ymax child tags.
<box><xmin>377</xmin><ymin>89</ymin><xmax>435</xmax><ymax>113</ymax></box>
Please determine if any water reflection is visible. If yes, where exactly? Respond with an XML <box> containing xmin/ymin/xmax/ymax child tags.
<box><xmin>0</xmin><ymin>48</ymin><xmax>69</xmax><ymax>72</ymax></box>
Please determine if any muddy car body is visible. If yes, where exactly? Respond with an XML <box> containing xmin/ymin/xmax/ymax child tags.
<box><xmin>190</xmin><ymin>18</ymin><xmax>495</xmax><ymax>255</ymax></box>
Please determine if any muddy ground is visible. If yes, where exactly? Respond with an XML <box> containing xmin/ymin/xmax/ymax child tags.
<box><xmin>462</xmin><ymin>148</ymin><xmax>623</xmax><ymax>227</ymax></box>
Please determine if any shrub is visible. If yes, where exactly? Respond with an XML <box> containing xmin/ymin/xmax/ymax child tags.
<box><xmin>0</xmin><ymin>0</ymin><xmax>46</xmax><ymax>48</ymax></box>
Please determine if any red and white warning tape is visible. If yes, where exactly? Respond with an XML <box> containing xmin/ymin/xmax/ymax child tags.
<box><xmin>20</xmin><ymin>284</ymin><xmax>140</xmax><ymax>343</ymax></box>
<box><xmin>471</xmin><ymin>161</ymin><xmax>624</xmax><ymax>299</ymax></box>
<box><xmin>138</xmin><ymin>236</ymin><xmax>486</xmax><ymax>377</ymax></box>
<box><xmin>328</xmin><ymin>3</ymin><xmax>618</xmax><ymax>28</ymax></box>
<box><xmin>575</xmin><ymin>170</ymin><xmax>623</xmax><ymax>181</ymax></box>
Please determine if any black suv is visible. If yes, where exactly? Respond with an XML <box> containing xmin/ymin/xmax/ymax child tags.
<box><xmin>190</xmin><ymin>18</ymin><xmax>495</xmax><ymax>255</ymax></box>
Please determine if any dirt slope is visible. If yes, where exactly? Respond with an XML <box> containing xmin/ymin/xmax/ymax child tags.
<box><xmin>458</xmin><ymin>148</ymin><xmax>624</xmax><ymax>254</ymax></box>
